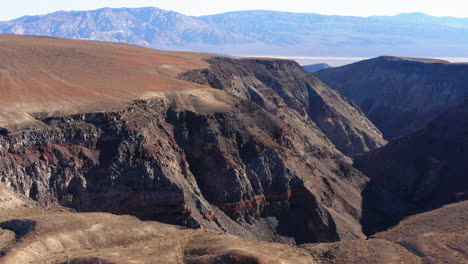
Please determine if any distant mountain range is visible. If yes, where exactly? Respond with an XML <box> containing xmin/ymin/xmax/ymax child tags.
<box><xmin>371</xmin><ymin>12</ymin><xmax>468</xmax><ymax>28</ymax></box>
<box><xmin>302</xmin><ymin>63</ymin><xmax>331</xmax><ymax>72</ymax></box>
<box><xmin>1</xmin><ymin>7</ymin><xmax>468</xmax><ymax>57</ymax></box>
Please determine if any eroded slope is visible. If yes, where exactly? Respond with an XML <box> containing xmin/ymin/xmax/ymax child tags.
<box><xmin>179</xmin><ymin>57</ymin><xmax>385</xmax><ymax>156</ymax></box>
<box><xmin>0</xmin><ymin>35</ymin><xmax>380</xmax><ymax>244</ymax></box>
<box><xmin>314</xmin><ymin>56</ymin><xmax>468</xmax><ymax>139</ymax></box>
<box><xmin>2</xmin><ymin>184</ymin><xmax>464</xmax><ymax>264</ymax></box>
<box><xmin>0</xmin><ymin>91</ymin><xmax>369</xmax><ymax>244</ymax></box>
<box><xmin>355</xmin><ymin>103</ymin><xmax>468</xmax><ymax>234</ymax></box>
<box><xmin>0</xmin><ymin>184</ymin><xmax>315</xmax><ymax>264</ymax></box>
<box><xmin>303</xmin><ymin>201</ymin><xmax>468</xmax><ymax>264</ymax></box>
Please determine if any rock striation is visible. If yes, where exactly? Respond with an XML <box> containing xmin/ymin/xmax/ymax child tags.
<box><xmin>179</xmin><ymin>57</ymin><xmax>385</xmax><ymax>156</ymax></box>
<box><xmin>0</xmin><ymin>34</ymin><xmax>384</xmax><ymax>244</ymax></box>
<box><xmin>0</xmin><ymin>186</ymin><xmax>315</xmax><ymax>264</ymax></box>
<box><xmin>0</xmin><ymin>94</ymin><xmax>368</xmax><ymax>244</ymax></box>
<box><xmin>2</xmin><ymin>181</ymin><xmax>465</xmax><ymax>264</ymax></box>
<box><xmin>0</xmin><ymin>35</ymin><xmax>466</xmax><ymax>263</ymax></box>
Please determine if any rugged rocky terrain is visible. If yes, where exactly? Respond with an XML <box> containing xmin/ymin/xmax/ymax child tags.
<box><xmin>0</xmin><ymin>34</ymin><xmax>466</xmax><ymax>263</ymax></box>
<box><xmin>179</xmin><ymin>57</ymin><xmax>385</xmax><ymax>155</ymax></box>
<box><xmin>355</xmin><ymin>102</ymin><xmax>468</xmax><ymax>234</ymax></box>
<box><xmin>1</xmin><ymin>183</ymin><xmax>466</xmax><ymax>263</ymax></box>
<box><xmin>314</xmin><ymin>56</ymin><xmax>468</xmax><ymax>139</ymax></box>
<box><xmin>1</xmin><ymin>94</ymin><xmax>369</xmax><ymax>244</ymax></box>
<box><xmin>0</xmin><ymin>34</ymin><xmax>386</xmax><ymax>245</ymax></box>
<box><xmin>0</xmin><ymin>183</ymin><xmax>316</xmax><ymax>264</ymax></box>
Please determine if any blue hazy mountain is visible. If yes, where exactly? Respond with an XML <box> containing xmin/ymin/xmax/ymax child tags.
<box><xmin>0</xmin><ymin>7</ymin><xmax>250</xmax><ymax>51</ymax></box>
<box><xmin>302</xmin><ymin>63</ymin><xmax>332</xmax><ymax>72</ymax></box>
<box><xmin>371</xmin><ymin>12</ymin><xmax>468</xmax><ymax>28</ymax></box>
<box><xmin>1</xmin><ymin>7</ymin><xmax>468</xmax><ymax>57</ymax></box>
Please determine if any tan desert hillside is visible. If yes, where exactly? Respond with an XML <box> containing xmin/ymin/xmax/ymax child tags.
<box><xmin>0</xmin><ymin>34</ymin><xmax>215</xmax><ymax>128</ymax></box>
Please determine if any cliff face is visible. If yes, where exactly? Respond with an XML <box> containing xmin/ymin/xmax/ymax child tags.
<box><xmin>0</xmin><ymin>35</ymin><xmax>382</xmax><ymax>244</ymax></box>
<box><xmin>2</xmin><ymin>181</ymin><xmax>466</xmax><ymax>263</ymax></box>
<box><xmin>314</xmin><ymin>56</ymin><xmax>468</xmax><ymax>139</ymax></box>
<box><xmin>179</xmin><ymin>57</ymin><xmax>385</xmax><ymax>156</ymax></box>
<box><xmin>0</xmin><ymin>89</ymin><xmax>368</xmax><ymax>244</ymax></box>
<box><xmin>355</xmin><ymin>103</ymin><xmax>468</xmax><ymax>234</ymax></box>
<box><xmin>0</xmin><ymin>35</ymin><xmax>466</xmax><ymax>263</ymax></box>
<box><xmin>0</xmin><ymin>184</ymin><xmax>316</xmax><ymax>264</ymax></box>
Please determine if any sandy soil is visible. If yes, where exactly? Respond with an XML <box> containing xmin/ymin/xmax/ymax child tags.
<box><xmin>0</xmin><ymin>34</ymin><xmax>214</xmax><ymax>128</ymax></box>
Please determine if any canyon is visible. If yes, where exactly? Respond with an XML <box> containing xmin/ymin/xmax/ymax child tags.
<box><xmin>0</xmin><ymin>34</ymin><xmax>382</xmax><ymax>245</ymax></box>
<box><xmin>0</xmin><ymin>34</ymin><xmax>466</xmax><ymax>263</ymax></box>
<box><xmin>314</xmin><ymin>56</ymin><xmax>468</xmax><ymax>139</ymax></box>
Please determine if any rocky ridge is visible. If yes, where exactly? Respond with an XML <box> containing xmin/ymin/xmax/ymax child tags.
<box><xmin>0</xmin><ymin>92</ymin><xmax>368</xmax><ymax>244</ymax></box>
<box><xmin>179</xmin><ymin>57</ymin><xmax>385</xmax><ymax>156</ymax></box>
<box><xmin>0</xmin><ymin>35</ymin><xmax>465</xmax><ymax>263</ymax></box>
<box><xmin>314</xmin><ymin>56</ymin><xmax>468</xmax><ymax>139</ymax></box>
<box><xmin>0</xmin><ymin>36</ymin><xmax>392</xmax><ymax>243</ymax></box>
<box><xmin>0</xmin><ymin>35</ymin><xmax>387</xmax><ymax>244</ymax></box>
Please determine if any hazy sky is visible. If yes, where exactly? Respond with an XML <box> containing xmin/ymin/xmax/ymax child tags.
<box><xmin>1</xmin><ymin>0</ymin><xmax>467</xmax><ymax>21</ymax></box>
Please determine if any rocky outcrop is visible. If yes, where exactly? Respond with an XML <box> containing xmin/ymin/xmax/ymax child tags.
<box><xmin>0</xmin><ymin>91</ymin><xmax>368</xmax><ymax>244</ymax></box>
<box><xmin>314</xmin><ymin>56</ymin><xmax>468</xmax><ymax>139</ymax></box>
<box><xmin>0</xmin><ymin>34</ymin><xmax>375</xmax><ymax>244</ymax></box>
<box><xmin>355</xmin><ymin>103</ymin><xmax>468</xmax><ymax>234</ymax></box>
<box><xmin>179</xmin><ymin>57</ymin><xmax>385</xmax><ymax>156</ymax></box>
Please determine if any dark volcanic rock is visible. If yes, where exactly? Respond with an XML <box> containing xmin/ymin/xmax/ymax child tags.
<box><xmin>179</xmin><ymin>57</ymin><xmax>385</xmax><ymax>156</ymax></box>
<box><xmin>0</xmin><ymin>34</ymin><xmax>375</xmax><ymax>245</ymax></box>
<box><xmin>314</xmin><ymin>56</ymin><xmax>468</xmax><ymax>139</ymax></box>
<box><xmin>0</xmin><ymin>95</ymin><xmax>368</xmax><ymax>244</ymax></box>
<box><xmin>355</xmin><ymin>103</ymin><xmax>468</xmax><ymax>234</ymax></box>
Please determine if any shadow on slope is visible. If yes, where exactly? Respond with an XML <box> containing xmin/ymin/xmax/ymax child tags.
<box><xmin>357</xmin><ymin>103</ymin><xmax>468</xmax><ymax>235</ymax></box>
